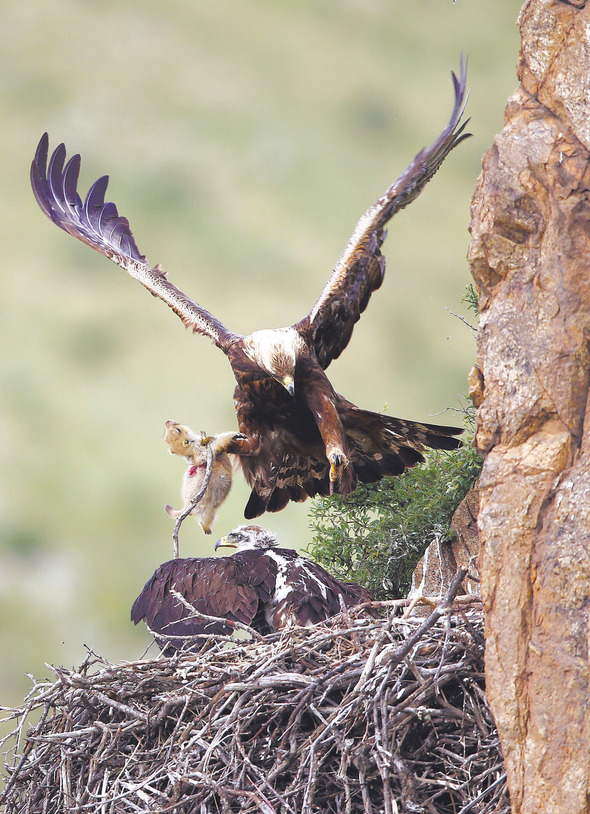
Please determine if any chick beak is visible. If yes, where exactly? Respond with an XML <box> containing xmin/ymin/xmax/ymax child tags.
<box><xmin>215</xmin><ymin>536</ymin><xmax>236</xmax><ymax>552</ymax></box>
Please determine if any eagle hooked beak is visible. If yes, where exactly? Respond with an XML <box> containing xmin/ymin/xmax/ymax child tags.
<box><xmin>215</xmin><ymin>536</ymin><xmax>236</xmax><ymax>551</ymax></box>
<box><xmin>278</xmin><ymin>374</ymin><xmax>295</xmax><ymax>397</ymax></box>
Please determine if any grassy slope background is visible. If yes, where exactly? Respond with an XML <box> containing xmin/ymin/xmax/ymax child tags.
<box><xmin>0</xmin><ymin>1</ymin><xmax>517</xmax><ymax>712</ymax></box>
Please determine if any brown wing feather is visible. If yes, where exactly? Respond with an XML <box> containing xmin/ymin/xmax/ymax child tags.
<box><xmin>243</xmin><ymin>450</ymin><xmax>333</xmax><ymax>519</ymax></box>
<box><xmin>295</xmin><ymin>58</ymin><xmax>470</xmax><ymax>369</ymax></box>
<box><xmin>241</xmin><ymin>396</ymin><xmax>463</xmax><ymax>518</ymax></box>
<box><xmin>31</xmin><ymin>134</ymin><xmax>238</xmax><ymax>350</ymax></box>
<box><xmin>268</xmin><ymin>549</ymin><xmax>373</xmax><ymax>628</ymax></box>
<box><xmin>339</xmin><ymin>397</ymin><xmax>463</xmax><ymax>482</ymax></box>
<box><xmin>130</xmin><ymin>556</ymin><xmax>267</xmax><ymax>651</ymax></box>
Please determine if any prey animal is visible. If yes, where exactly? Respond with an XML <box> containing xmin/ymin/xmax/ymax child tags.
<box><xmin>163</xmin><ymin>421</ymin><xmax>244</xmax><ymax>534</ymax></box>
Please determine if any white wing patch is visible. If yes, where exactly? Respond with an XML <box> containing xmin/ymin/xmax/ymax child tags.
<box><xmin>265</xmin><ymin>550</ymin><xmax>332</xmax><ymax>629</ymax></box>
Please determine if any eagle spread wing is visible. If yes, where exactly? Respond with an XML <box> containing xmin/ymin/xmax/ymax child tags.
<box><xmin>31</xmin><ymin>61</ymin><xmax>469</xmax><ymax>520</ymax></box>
<box><xmin>295</xmin><ymin>58</ymin><xmax>470</xmax><ymax>369</ymax></box>
<box><xmin>30</xmin><ymin>134</ymin><xmax>238</xmax><ymax>351</ymax></box>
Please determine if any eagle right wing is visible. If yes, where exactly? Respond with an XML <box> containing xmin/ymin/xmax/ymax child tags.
<box><xmin>31</xmin><ymin>134</ymin><xmax>238</xmax><ymax>351</ymax></box>
<box><xmin>295</xmin><ymin>59</ymin><xmax>470</xmax><ymax>370</ymax></box>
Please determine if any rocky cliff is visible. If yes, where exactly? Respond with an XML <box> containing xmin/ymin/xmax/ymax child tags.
<box><xmin>469</xmin><ymin>2</ymin><xmax>590</xmax><ymax>811</ymax></box>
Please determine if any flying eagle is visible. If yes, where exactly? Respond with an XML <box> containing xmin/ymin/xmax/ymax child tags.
<box><xmin>131</xmin><ymin>524</ymin><xmax>373</xmax><ymax>651</ymax></box>
<box><xmin>31</xmin><ymin>62</ymin><xmax>469</xmax><ymax>519</ymax></box>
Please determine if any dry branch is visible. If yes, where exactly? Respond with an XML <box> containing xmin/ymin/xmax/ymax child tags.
<box><xmin>172</xmin><ymin>439</ymin><xmax>214</xmax><ymax>558</ymax></box>
<box><xmin>1</xmin><ymin>594</ymin><xmax>507</xmax><ymax>814</ymax></box>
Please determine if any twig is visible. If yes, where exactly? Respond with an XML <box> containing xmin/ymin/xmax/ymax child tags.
<box><xmin>169</xmin><ymin>589</ymin><xmax>266</xmax><ymax>641</ymax></box>
<box><xmin>457</xmin><ymin>772</ymin><xmax>508</xmax><ymax>814</ymax></box>
<box><xmin>444</xmin><ymin>306</ymin><xmax>477</xmax><ymax>334</ymax></box>
<box><xmin>172</xmin><ymin>441</ymin><xmax>214</xmax><ymax>558</ymax></box>
<box><xmin>385</xmin><ymin>568</ymin><xmax>468</xmax><ymax>670</ymax></box>
<box><xmin>0</xmin><ymin>739</ymin><xmax>34</xmax><ymax>804</ymax></box>
<box><xmin>91</xmin><ymin>691</ymin><xmax>149</xmax><ymax>723</ymax></box>
<box><xmin>346</xmin><ymin>593</ymin><xmax>481</xmax><ymax>614</ymax></box>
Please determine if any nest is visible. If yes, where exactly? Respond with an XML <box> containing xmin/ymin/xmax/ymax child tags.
<box><xmin>1</xmin><ymin>585</ymin><xmax>507</xmax><ymax>814</ymax></box>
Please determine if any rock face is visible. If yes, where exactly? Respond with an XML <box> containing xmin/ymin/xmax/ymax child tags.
<box><xmin>409</xmin><ymin>487</ymin><xmax>480</xmax><ymax>604</ymax></box>
<box><xmin>468</xmin><ymin>2</ymin><xmax>590</xmax><ymax>811</ymax></box>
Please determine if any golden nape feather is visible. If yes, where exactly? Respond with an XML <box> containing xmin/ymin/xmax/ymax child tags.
<box><xmin>31</xmin><ymin>60</ymin><xmax>469</xmax><ymax>519</ymax></box>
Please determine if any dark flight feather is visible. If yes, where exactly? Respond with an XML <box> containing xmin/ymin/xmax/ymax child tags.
<box><xmin>130</xmin><ymin>554</ymin><xmax>277</xmax><ymax>650</ymax></box>
<box><xmin>31</xmin><ymin>133</ymin><xmax>236</xmax><ymax>348</ymax></box>
<box><xmin>295</xmin><ymin>57</ymin><xmax>470</xmax><ymax>370</ymax></box>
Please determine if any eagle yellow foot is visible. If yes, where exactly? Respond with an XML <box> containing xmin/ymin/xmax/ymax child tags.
<box><xmin>328</xmin><ymin>449</ymin><xmax>349</xmax><ymax>494</ymax></box>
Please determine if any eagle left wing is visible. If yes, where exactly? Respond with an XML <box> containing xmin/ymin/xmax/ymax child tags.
<box><xmin>295</xmin><ymin>58</ymin><xmax>470</xmax><ymax>370</ymax></box>
<box><xmin>131</xmin><ymin>556</ymin><xmax>271</xmax><ymax>651</ymax></box>
<box><xmin>31</xmin><ymin>134</ymin><xmax>239</xmax><ymax>351</ymax></box>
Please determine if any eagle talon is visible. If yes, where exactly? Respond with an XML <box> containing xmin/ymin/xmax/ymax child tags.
<box><xmin>328</xmin><ymin>449</ymin><xmax>348</xmax><ymax>490</ymax></box>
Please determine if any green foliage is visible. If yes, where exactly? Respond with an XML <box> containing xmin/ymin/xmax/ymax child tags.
<box><xmin>462</xmin><ymin>283</ymin><xmax>479</xmax><ymax>314</ymax></box>
<box><xmin>307</xmin><ymin>431</ymin><xmax>482</xmax><ymax>600</ymax></box>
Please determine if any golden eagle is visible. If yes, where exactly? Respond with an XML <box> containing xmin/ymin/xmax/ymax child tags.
<box><xmin>31</xmin><ymin>62</ymin><xmax>469</xmax><ymax>518</ymax></box>
<box><xmin>131</xmin><ymin>524</ymin><xmax>372</xmax><ymax>651</ymax></box>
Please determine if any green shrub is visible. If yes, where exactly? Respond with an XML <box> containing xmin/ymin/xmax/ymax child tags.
<box><xmin>307</xmin><ymin>430</ymin><xmax>481</xmax><ymax>599</ymax></box>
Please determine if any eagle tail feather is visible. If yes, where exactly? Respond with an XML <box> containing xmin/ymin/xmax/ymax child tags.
<box><xmin>342</xmin><ymin>405</ymin><xmax>463</xmax><ymax>483</ymax></box>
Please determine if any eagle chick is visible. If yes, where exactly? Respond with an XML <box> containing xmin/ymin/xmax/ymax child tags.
<box><xmin>131</xmin><ymin>523</ymin><xmax>373</xmax><ymax>652</ymax></box>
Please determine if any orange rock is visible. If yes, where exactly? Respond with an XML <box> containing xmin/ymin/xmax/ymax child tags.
<box><xmin>469</xmin><ymin>3</ymin><xmax>590</xmax><ymax>810</ymax></box>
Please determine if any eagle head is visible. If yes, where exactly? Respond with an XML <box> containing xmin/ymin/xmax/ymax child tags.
<box><xmin>215</xmin><ymin>524</ymin><xmax>278</xmax><ymax>552</ymax></box>
<box><xmin>243</xmin><ymin>328</ymin><xmax>305</xmax><ymax>396</ymax></box>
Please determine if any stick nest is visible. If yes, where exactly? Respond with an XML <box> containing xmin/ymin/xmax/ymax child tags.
<box><xmin>1</xmin><ymin>598</ymin><xmax>507</xmax><ymax>814</ymax></box>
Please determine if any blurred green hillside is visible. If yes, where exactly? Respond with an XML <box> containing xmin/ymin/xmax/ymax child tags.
<box><xmin>0</xmin><ymin>0</ymin><xmax>519</xmax><ymax>716</ymax></box>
